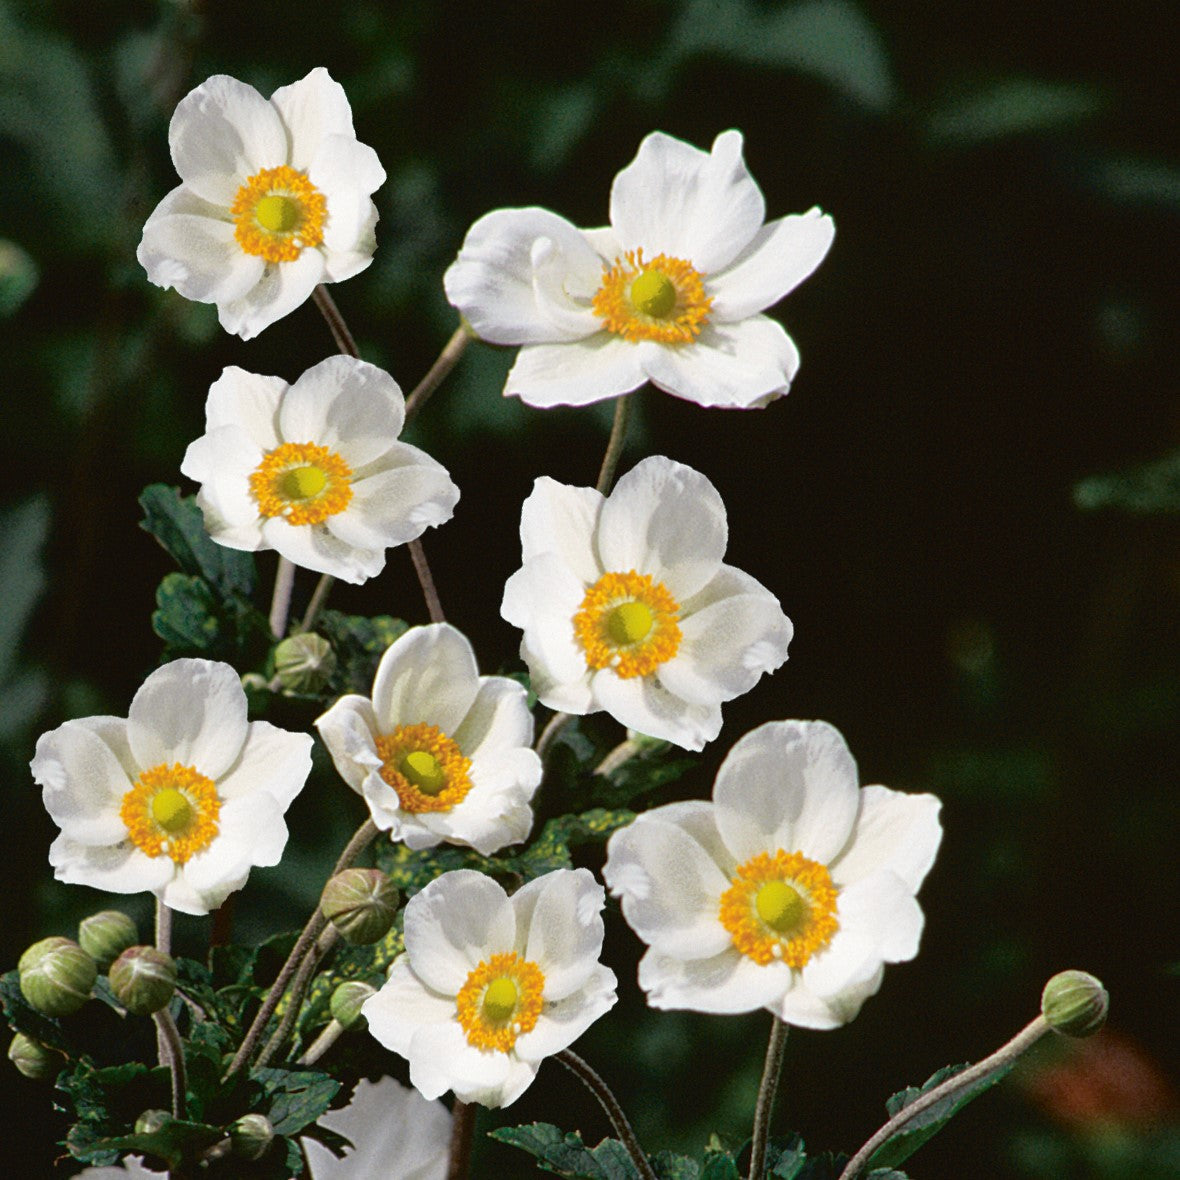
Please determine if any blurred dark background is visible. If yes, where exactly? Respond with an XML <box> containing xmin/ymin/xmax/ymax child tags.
<box><xmin>1</xmin><ymin>0</ymin><xmax>1177</xmax><ymax>1175</ymax></box>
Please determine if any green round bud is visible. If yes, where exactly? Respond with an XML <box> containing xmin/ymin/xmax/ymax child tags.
<box><xmin>78</xmin><ymin>910</ymin><xmax>138</xmax><ymax>970</ymax></box>
<box><xmin>274</xmin><ymin>633</ymin><xmax>336</xmax><ymax>695</ymax></box>
<box><xmin>7</xmin><ymin>1032</ymin><xmax>63</xmax><ymax>1080</ymax></box>
<box><xmin>18</xmin><ymin>937</ymin><xmax>97</xmax><ymax>1017</ymax></box>
<box><xmin>329</xmin><ymin>980</ymin><xmax>377</xmax><ymax>1030</ymax></box>
<box><xmin>109</xmin><ymin>946</ymin><xmax>177</xmax><ymax>1016</ymax></box>
<box><xmin>135</xmin><ymin>1109</ymin><xmax>172</xmax><ymax>1136</ymax></box>
<box><xmin>321</xmin><ymin>869</ymin><xmax>399</xmax><ymax>945</ymax></box>
<box><xmin>230</xmin><ymin>1113</ymin><xmax>274</xmax><ymax>1161</ymax></box>
<box><xmin>1041</xmin><ymin>969</ymin><xmax>1109</xmax><ymax>1038</ymax></box>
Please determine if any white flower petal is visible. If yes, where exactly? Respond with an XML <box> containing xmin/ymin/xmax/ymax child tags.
<box><xmin>709</xmin><ymin>208</ymin><xmax>835</xmax><ymax>320</ymax></box>
<box><xmin>33</xmin><ymin>721</ymin><xmax>133</xmax><ymax>844</ymax></box>
<box><xmin>362</xmin><ymin>957</ymin><xmax>455</xmax><ymax>1060</ymax></box>
<box><xmin>371</xmin><ymin>624</ymin><xmax>481</xmax><ymax>738</ymax></box>
<box><xmin>182</xmin><ymin>427</ymin><xmax>264</xmax><ymax>536</ymax></box>
<box><xmin>315</xmin><ymin>695</ymin><xmax>383</xmax><ymax>794</ymax></box>
<box><xmin>832</xmin><ymin>872</ymin><xmax>925</xmax><ymax>964</ymax></box>
<box><xmin>830</xmin><ymin>787</ymin><xmax>943</xmax><ymax>893</ymax></box>
<box><xmin>168</xmin><ymin>75</ymin><xmax>287</xmax><ymax>205</ymax></box>
<box><xmin>514</xmin><ymin>964</ymin><xmax>617</xmax><ymax>1061</ymax></box>
<box><xmin>49</xmin><ymin>835</ymin><xmax>176</xmax><ymax>897</ymax></box>
<box><xmin>609</xmin><ymin>130</ymin><xmax>765</xmax><ymax>273</ymax></box>
<box><xmin>637</xmin><ymin>946</ymin><xmax>787</xmax><ymax>1014</ymax></box>
<box><xmin>596</xmin><ymin>456</ymin><xmax>727</xmax><ymax>599</ymax></box>
<box><xmin>261</xmin><ymin>516</ymin><xmax>385</xmax><ymax>583</ymax></box>
<box><xmin>217</xmin><ymin>248</ymin><xmax>326</xmax><ymax>341</ymax></box>
<box><xmin>201</xmin><ymin>365</ymin><xmax>285</xmax><ymax>444</ymax></box>
<box><xmin>269</xmin><ymin>67</ymin><xmax>356</xmax><ymax>170</ymax></box>
<box><xmin>444</xmin><ymin>207</ymin><xmax>602</xmax><ymax>344</ymax></box>
<box><xmin>452</xmin><ymin>676</ymin><xmax>536</xmax><ymax>757</ymax></box>
<box><xmin>504</xmin><ymin>335</ymin><xmax>646</xmax><ymax>407</ymax></box>
<box><xmin>517</xmin><ymin>868</ymin><xmax>604</xmax><ymax>1000</ymax></box>
<box><xmin>217</xmin><ymin>720</ymin><xmax>311</xmax><ymax>808</ymax></box>
<box><xmin>712</xmin><ymin>721</ymin><xmax>860</xmax><ymax>865</ymax></box>
<box><xmin>592</xmin><ymin>670</ymin><xmax>721</xmax><ymax>750</ymax></box>
<box><xmin>641</xmin><ymin>316</ymin><xmax>800</xmax><ymax>409</ymax></box>
<box><xmin>407</xmin><ymin>1021</ymin><xmax>530</xmax><ymax>1108</ymax></box>
<box><xmin>517</xmin><ymin>475</ymin><xmax>604</xmax><ymax>576</ymax></box>
<box><xmin>127</xmin><ymin>659</ymin><xmax>248</xmax><ymax>781</ymax></box>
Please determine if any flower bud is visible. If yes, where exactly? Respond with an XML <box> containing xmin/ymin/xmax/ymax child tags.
<box><xmin>274</xmin><ymin>633</ymin><xmax>336</xmax><ymax>695</ymax></box>
<box><xmin>321</xmin><ymin>869</ymin><xmax>399</xmax><ymax>945</ymax></box>
<box><xmin>1041</xmin><ymin>969</ymin><xmax>1109</xmax><ymax>1038</ymax></box>
<box><xmin>230</xmin><ymin>1113</ymin><xmax>274</xmax><ymax>1161</ymax></box>
<box><xmin>109</xmin><ymin>946</ymin><xmax>177</xmax><ymax>1016</ymax></box>
<box><xmin>18</xmin><ymin>937</ymin><xmax>96</xmax><ymax>1017</ymax></box>
<box><xmin>329</xmin><ymin>980</ymin><xmax>377</xmax><ymax>1030</ymax></box>
<box><xmin>135</xmin><ymin>1109</ymin><xmax>172</xmax><ymax>1135</ymax></box>
<box><xmin>78</xmin><ymin>910</ymin><xmax>138</xmax><ymax>970</ymax></box>
<box><xmin>7</xmin><ymin>1032</ymin><xmax>63</xmax><ymax>1080</ymax></box>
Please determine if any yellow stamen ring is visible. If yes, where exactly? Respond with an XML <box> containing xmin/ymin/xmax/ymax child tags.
<box><xmin>455</xmin><ymin>952</ymin><xmax>545</xmax><ymax>1052</ymax></box>
<box><xmin>119</xmin><ymin>763</ymin><xmax>220</xmax><ymax>864</ymax></box>
<box><xmin>573</xmin><ymin>570</ymin><xmax>682</xmax><ymax>678</ymax></box>
<box><xmin>374</xmin><ymin>723</ymin><xmax>473</xmax><ymax>814</ymax></box>
<box><xmin>592</xmin><ymin>249</ymin><xmax>712</xmax><ymax>344</ymax></box>
<box><xmin>249</xmin><ymin>442</ymin><xmax>353</xmax><ymax>526</ymax></box>
<box><xmin>231</xmin><ymin>165</ymin><xmax>326</xmax><ymax>263</ymax></box>
<box><xmin>719</xmin><ymin>850</ymin><xmax>839</xmax><ymax>968</ymax></box>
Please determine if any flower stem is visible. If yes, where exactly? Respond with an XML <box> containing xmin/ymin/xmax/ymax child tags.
<box><xmin>446</xmin><ymin>1100</ymin><xmax>476</xmax><ymax>1180</ymax></box>
<box><xmin>296</xmin><ymin>573</ymin><xmax>336</xmax><ymax>634</ymax></box>
<box><xmin>595</xmin><ymin>395</ymin><xmax>633</xmax><ymax>494</ymax></box>
<box><xmin>409</xmin><ymin>536</ymin><xmax>446</xmax><ymax>622</ymax></box>
<box><xmin>154</xmin><ymin>1007</ymin><xmax>187</xmax><ymax>1118</ymax></box>
<box><xmin>296</xmin><ymin>1018</ymin><xmax>345</xmax><ymax>1067</ymax></box>
<box><xmin>836</xmin><ymin>1014</ymin><xmax>1052</xmax><ymax>1180</ymax></box>
<box><xmin>748</xmin><ymin>1017</ymin><xmax>788</xmax><ymax>1180</ymax></box>
<box><xmin>536</xmin><ymin>710</ymin><xmax>573</xmax><ymax>760</ymax></box>
<box><xmin>155</xmin><ymin>899</ymin><xmax>172</xmax><ymax>957</ymax></box>
<box><xmin>404</xmin><ymin>323</ymin><xmax>475</xmax><ymax>427</ymax></box>
<box><xmin>556</xmin><ymin>1049</ymin><xmax>657</xmax><ymax>1180</ymax></box>
<box><xmin>224</xmin><ymin>819</ymin><xmax>378</xmax><ymax>1079</ymax></box>
<box><xmin>269</xmin><ymin>555</ymin><xmax>297</xmax><ymax>640</ymax></box>
<box><xmin>254</xmin><ymin>925</ymin><xmax>340</xmax><ymax>1070</ymax></box>
<box><xmin>312</xmin><ymin>284</ymin><xmax>360</xmax><ymax>358</ymax></box>
<box><xmin>594</xmin><ymin>737</ymin><xmax>642</xmax><ymax>777</ymax></box>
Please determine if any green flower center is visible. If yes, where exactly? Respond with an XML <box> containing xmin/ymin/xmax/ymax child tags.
<box><xmin>279</xmin><ymin>465</ymin><xmax>329</xmax><ymax>500</ymax></box>
<box><xmin>629</xmin><ymin>268</ymin><xmax>677</xmax><ymax>319</ymax></box>
<box><xmin>607</xmin><ymin>601</ymin><xmax>655</xmax><ymax>644</ymax></box>
<box><xmin>254</xmin><ymin>194</ymin><xmax>302</xmax><ymax>234</ymax></box>
<box><xmin>482</xmin><ymin>977</ymin><xmax>519</xmax><ymax>1024</ymax></box>
<box><xmin>400</xmin><ymin>750</ymin><xmax>447</xmax><ymax>797</ymax></box>
<box><xmin>150</xmin><ymin>787</ymin><xmax>194</xmax><ymax>834</ymax></box>
<box><xmin>755</xmin><ymin>880</ymin><xmax>807</xmax><ymax>934</ymax></box>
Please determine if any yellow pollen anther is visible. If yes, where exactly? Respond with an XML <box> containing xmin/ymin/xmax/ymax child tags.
<box><xmin>375</xmin><ymin>724</ymin><xmax>473</xmax><ymax>813</ymax></box>
<box><xmin>232</xmin><ymin>165</ymin><xmax>326</xmax><ymax>263</ymax></box>
<box><xmin>592</xmin><ymin>249</ymin><xmax>712</xmax><ymax>344</ymax></box>
<box><xmin>719</xmin><ymin>850</ymin><xmax>839</xmax><ymax>968</ymax></box>
<box><xmin>456</xmin><ymin>952</ymin><xmax>545</xmax><ymax>1052</ymax></box>
<box><xmin>573</xmin><ymin>570</ymin><xmax>681</xmax><ymax>678</ymax></box>
<box><xmin>119</xmin><ymin>763</ymin><xmax>220</xmax><ymax>865</ymax></box>
<box><xmin>249</xmin><ymin>442</ymin><xmax>353</xmax><ymax>526</ymax></box>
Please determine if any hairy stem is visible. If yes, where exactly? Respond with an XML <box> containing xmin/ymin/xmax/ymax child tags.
<box><xmin>312</xmin><ymin>284</ymin><xmax>360</xmax><ymax>358</ymax></box>
<box><xmin>297</xmin><ymin>573</ymin><xmax>336</xmax><ymax>634</ymax></box>
<box><xmin>154</xmin><ymin>1008</ymin><xmax>187</xmax><ymax>1118</ymax></box>
<box><xmin>404</xmin><ymin>323</ymin><xmax>475</xmax><ymax>427</ymax></box>
<box><xmin>556</xmin><ymin>1049</ymin><xmax>657</xmax><ymax>1180</ymax></box>
<box><xmin>254</xmin><ymin>925</ymin><xmax>340</xmax><ymax>1070</ymax></box>
<box><xmin>446</xmin><ymin>1100</ymin><xmax>477</xmax><ymax>1180</ymax></box>
<box><xmin>268</xmin><ymin>556</ymin><xmax>297</xmax><ymax>640</ymax></box>
<box><xmin>748</xmin><ymin>1017</ymin><xmax>788</xmax><ymax>1180</ymax></box>
<box><xmin>296</xmin><ymin>1018</ymin><xmax>346</xmax><ymax>1067</ymax></box>
<box><xmin>595</xmin><ymin>394</ymin><xmax>633</xmax><ymax>494</ymax></box>
<box><xmin>409</xmin><ymin>536</ymin><xmax>446</xmax><ymax>622</ymax></box>
<box><xmin>536</xmin><ymin>711</ymin><xmax>573</xmax><ymax>760</ymax></box>
<box><xmin>837</xmin><ymin>1015</ymin><xmax>1051</xmax><ymax>1180</ymax></box>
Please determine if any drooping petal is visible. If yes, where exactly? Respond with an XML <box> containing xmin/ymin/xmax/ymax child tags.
<box><xmin>315</xmin><ymin>695</ymin><xmax>383</xmax><ymax>794</ymax></box>
<box><xmin>830</xmin><ymin>786</ymin><xmax>943</xmax><ymax>893</ymax></box>
<box><xmin>609</xmin><ymin>130</ymin><xmax>765</xmax><ymax>273</ymax></box>
<box><xmin>709</xmin><ymin>208</ymin><xmax>835</xmax><ymax>320</ymax></box>
<box><xmin>371</xmin><ymin>624</ymin><xmax>482</xmax><ymax>737</ymax></box>
<box><xmin>127</xmin><ymin>659</ymin><xmax>248</xmax><ymax>782</ymax></box>
<box><xmin>504</xmin><ymin>335</ymin><xmax>646</xmax><ymax>408</ymax></box>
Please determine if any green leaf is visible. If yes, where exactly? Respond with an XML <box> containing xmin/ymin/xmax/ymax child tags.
<box><xmin>316</xmin><ymin>610</ymin><xmax>409</xmax><ymax>694</ymax></box>
<box><xmin>251</xmin><ymin>1066</ymin><xmax>340</xmax><ymax>1136</ymax></box>
<box><xmin>0</xmin><ymin>238</ymin><xmax>38</xmax><ymax>316</ymax></box>
<box><xmin>1074</xmin><ymin>449</ymin><xmax>1180</xmax><ymax>514</ymax></box>
<box><xmin>866</xmin><ymin>1061</ymin><xmax>1014</xmax><ymax>1171</ymax></box>
<box><xmin>490</xmin><ymin>1123</ymin><xmax>642</xmax><ymax>1179</ymax></box>
<box><xmin>653</xmin><ymin>1149</ymin><xmax>701</xmax><ymax>1178</ymax></box>
<box><xmin>510</xmin><ymin>809</ymin><xmax>636</xmax><ymax>880</ymax></box>
<box><xmin>151</xmin><ymin>572</ymin><xmax>270</xmax><ymax>662</ymax></box>
<box><xmin>139</xmin><ymin>485</ymin><xmax>256</xmax><ymax>598</ymax></box>
<box><xmin>90</xmin><ymin>1117</ymin><xmax>225</xmax><ymax>1172</ymax></box>
<box><xmin>925</xmin><ymin>78</ymin><xmax>1104</xmax><ymax>146</ymax></box>
<box><xmin>700</xmin><ymin>1148</ymin><xmax>741</xmax><ymax>1180</ymax></box>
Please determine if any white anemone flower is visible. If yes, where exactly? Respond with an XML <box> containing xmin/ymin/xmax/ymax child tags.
<box><xmin>33</xmin><ymin>659</ymin><xmax>312</xmax><ymax>917</ymax></box>
<box><xmin>444</xmin><ymin>129</ymin><xmax>833</xmax><ymax>409</ymax></box>
<box><xmin>181</xmin><ymin>355</ymin><xmax>459</xmax><ymax>585</ymax></box>
<box><xmin>602</xmin><ymin>720</ymin><xmax>943</xmax><ymax>1029</ymax></box>
<box><xmin>316</xmin><ymin>624</ymin><xmax>541</xmax><ymax>855</ymax></box>
<box><xmin>363</xmin><ymin>868</ymin><xmax>617</xmax><ymax>1108</ymax></box>
<box><xmin>138</xmin><ymin>68</ymin><xmax>385</xmax><ymax>340</ymax></box>
<box><xmin>501</xmin><ymin>455</ymin><xmax>793</xmax><ymax>750</ymax></box>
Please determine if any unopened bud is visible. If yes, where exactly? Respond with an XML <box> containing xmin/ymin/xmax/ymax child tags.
<box><xmin>274</xmin><ymin>633</ymin><xmax>336</xmax><ymax>695</ymax></box>
<box><xmin>78</xmin><ymin>910</ymin><xmax>138</xmax><ymax>970</ymax></box>
<box><xmin>329</xmin><ymin>980</ymin><xmax>377</xmax><ymax>1030</ymax></box>
<box><xmin>109</xmin><ymin>946</ymin><xmax>177</xmax><ymax>1016</ymax></box>
<box><xmin>230</xmin><ymin>1112</ymin><xmax>274</xmax><ymax>1161</ymax></box>
<box><xmin>135</xmin><ymin>1109</ymin><xmax>171</xmax><ymax>1135</ymax></box>
<box><xmin>321</xmin><ymin>869</ymin><xmax>399</xmax><ymax>945</ymax></box>
<box><xmin>1041</xmin><ymin>969</ymin><xmax>1109</xmax><ymax>1038</ymax></box>
<box><xmin>18</xmin><ymin>937</ymin><xmax>96</xmax><ymax>1017</ymax></box>
<box><xmin>7</xmin><ymin>1032</ymin><xmax>63</xmax><ymax>1080</ymax></box>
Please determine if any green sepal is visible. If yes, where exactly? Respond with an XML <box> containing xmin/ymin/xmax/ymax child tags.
<box><xmin>866</xmin><ymin>1061</ymin><xmax>1015</xmax><ymax>1171</ymax></box>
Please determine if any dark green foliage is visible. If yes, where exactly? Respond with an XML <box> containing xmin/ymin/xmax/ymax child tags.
<box><xmin>1074</xmin><ymin>449</ymin><xmax>1180</xmax><ymax>514</ymax></box>
<box><xmin>315</xmin><ymin>610</ymin><xmax>409</xmax><ymax>695</ymax></box>
<box><xmin>490</xmin><ymin>1123</ymin><xmax>644</xmax><ymax>1179</ymax></box>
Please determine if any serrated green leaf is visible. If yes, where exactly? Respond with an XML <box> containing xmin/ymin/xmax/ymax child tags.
<box><xmin>1074</xmin><ymin>449</ymin><xmax>1180</xmax><ymax>514</ymax></box>
<box><xmin>767</xmin><ymin>1133</ymin><xmax>808</xmax><ymax>1177</ymax></box>
<box><xmin>251</xmin><ymin>1066</ymin><xmax>340</xmax><ymax>1136</ymax></box>
<box><xmin>95</xmin><ymin>1117</ymin><xmax>225</xmax><ymax>1172</ymax></box>
<box><xmin>139</xmin><ymin>485</ymin><xmax>255</xmax><ymax>597</ymax></box>
<box><xmin>151</xmin><ymin>572</ymin><xmax>270</xmax><ymax>661</ymax></box>
<box><xmin>653</xmin><ymin>1149</ymin><xmax>701</xmax><ymax>1179</ymax></box>
<box><xmin>491</xmin><ymin>1123</ymin><xmax>643</xmax><ymax>1179</ymax></box>
<box><xmin>867</xmin><ymin>1060</ymin><xmax>1014</xmax><ymax>1170</ymax></box>
<box><xmin>316</xmin><ymin>610</ymin><xmax>409</xmax><ymax>694</ymax></box>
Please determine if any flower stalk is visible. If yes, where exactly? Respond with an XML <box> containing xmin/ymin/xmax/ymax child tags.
<box><xmin>595</xmin><ymin>394</ymin><xmax>633</xmax><ymax>494</ymax></box>
<box><xmin>446</xmin><ymin>1101</ymin><xmax>476</xmax><ymax>1180</ymax></box>
<box><xmin>153</xmin><ymin>1007</ymin><xmax>187</xmax><ymax>1118</ymax></box>
<box><xmin>312</xmin><ymin>283</ymin><xmax>360</xmax><ymax>358</ymax></box>
<box><xmin>748</xmin><ymin>1016</ymin><xmax>788</xmax><ymax>1180</ymax></box>
<box><xmin>268</xmin><ymin>555</ymin><xmax>298</xmax><ymax>640</ymax></box>
<box><xmin>404</xmin><ymin>322</ymin><xmax>475</xmax><ymax>426</ymax></box>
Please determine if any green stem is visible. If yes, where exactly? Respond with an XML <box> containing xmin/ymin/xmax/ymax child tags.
<box><xmin>556</xmin><ymin>1049</ymin><xmax>657</xmax><ymax>1180</ymax></box>
<box><xmin>837</xmin><ymin>1015</ymin><xmax>1051</xmax><ymax>1180</ymax></box>
<box><xmin>595</xmin><ymin>395</ymin><xmax>633</xmax><ymax>494</ymax></box>
<box><xmin>446</xmin><ymin>1101</ymin><xmax>476</xmax><ymax>1180</ymax></box>
<box><xmin>268</xmin><ymin>555</ymin><xmax>297</xmax><ymax>640</ymax></box>
<box><xmin>296</xmin><ymin>573</ymin><xmax>336</xmax><ymax>634</ymax></box>
<box><xmin>748</xmin><ymin>1017</ymin><xmax>788</xmax><ymax>1180</ymax></box>
<box><xmin>296</xmin><ymin>1018</ymin><xmax>346</xmax><ymax>1067</ymax></box>
<box><xmin>404</xmin><ymin>323</ymin><xmax>475</xmax><ymax>427</ymax></box>
<box><xmin>312</xmin><ymin>284</ymin><xmax>360</xmax><ymax>358</ymax></box>
<box><xmin>154</xmin><ymin>1008</ymin><xmax>187</xmax><ymax>1118</ymax></box>
<box><xmin>254</xmin><ymin>925</ymin><xmax>340</xmax><ymax>1070</ymax></box>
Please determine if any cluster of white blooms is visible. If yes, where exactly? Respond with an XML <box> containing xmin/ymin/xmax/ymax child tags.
<box><xmin>32</xmin><ymin>63</ymin><xmax>943</xmax><ymax>1175</ymax></box>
